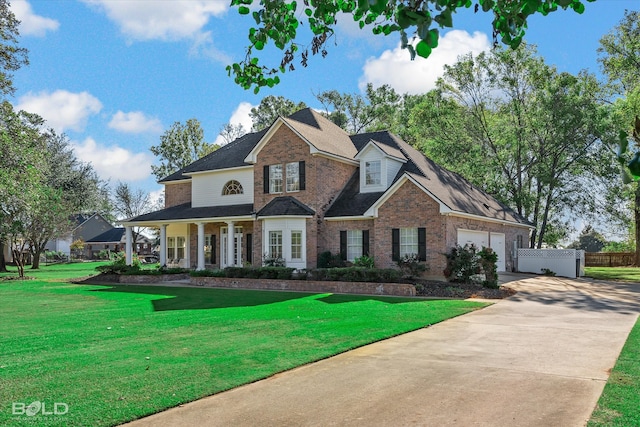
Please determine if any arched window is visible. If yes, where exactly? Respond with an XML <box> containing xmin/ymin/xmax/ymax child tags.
<box><xmin>222</xmin><ymin>180</ymin><xmax>244</xmax><ymax>195</ymax></box>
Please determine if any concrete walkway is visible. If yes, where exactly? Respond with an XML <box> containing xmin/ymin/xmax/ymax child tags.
<box><xmin>123</xmin><ymin>275</ymin><xmax>640</xmax><ymax>427</ymax></box>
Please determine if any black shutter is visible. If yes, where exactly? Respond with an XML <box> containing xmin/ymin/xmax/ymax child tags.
<box><xmin>340</xmin><ymin>230</ymin><xmax>347</xmax><ymax>261</ymax></box>
<box><xmin>362</xmin><ymin>230</ymin><xmax>370</xmax><ymax>256</ymax></box>
<box><xmin>299</xmin><ymin>161</ymin><xmax>306</xmax><ymax>191</ymax></box>
<box><xmin>263</xmin><ymin>165</ymin><xmax>270</xmax><ymax>193</ymax></box>
<box><xmin>212</xmin><ymin>235</ymin><xmax>217</xmax><ymax>264</ymax></box>
<box><xmin>246</xmin><ymin>233</ymin><xmax>253</xmax><ymax>264</ymax></box>
<box><xmin>392</xmin><ymin>228</ymin><xmax>400</xmax><ymax>261</ymax></box>
<box><xmin>418</xmin><ymin>227</ymin><xmax>426</xmax><ymax>261</ymax></box>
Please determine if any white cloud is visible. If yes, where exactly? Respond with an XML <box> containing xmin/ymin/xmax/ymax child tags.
<box><xmin>15</xmin><ymin>90</ymin><xmax>102</xmax><ymax>132</ymax></box>
<box><xmin>82</xmin><ymin>0</ymin><xmax>227</xmax><ymax>41</ymax></box>
<box><xmin>109</xmin><ymin>110</ymin><xmax>163</xmax><ymax>134</ymax></box>
<box><xmin>213</xmin><ymin>102</ymin><xmax>255</xmax><ymax>146</ymax></box>
<box><xmin>149</xmin><ymin>188</ymin><xmax>165</xmax><ymax>208</ymax></box>
<box><xmin>72</xmin><ymin>137</ymin><xmax>153</xmax><ymax>182</ymax></box>
<box><xmin>359</xmin><ymin>30</ymin><xmax>491</xmax><ymax>94</ymax></box>
<box><xmin>11</xmin><ymin>0</ymin><xmax>59</xmax><ymax>37</ymax></box>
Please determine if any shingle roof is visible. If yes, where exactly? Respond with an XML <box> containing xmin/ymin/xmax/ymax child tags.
<box><xmin>325</xmin><ymin>172</ymin><xmax>384</xmax><ymax>217</ymax></box>
<box><xmin>126</xmin><ymin>203</ymin><xmax>254</xmax><ymax>223</ymax></box>
<box><xmin>257</xmin><ymin>196</ymin><xmax>315</xmax><ymax>217</ymax></box>
<box><xmin>86</xmin><ymin>228</ymin><xmax>125</xmax><ymax>243</ymax></box>
<box><xmin>152</xmin><ymin>109</ymin><xmax>529</xmax><ymax>227</ymax></box>
<box><xmin>282</xmin><ymin>109</ymin><xmax>357</xmax><ymax>160</ymax></box>
<box><xmin>340</xmin><ymin>131</ymin><xmax>530</xmax><ymax>225</ymax></box>
<box><xmin>159</xmin><ymin>129</ymin><xmax>268</xmax><ymax>183</ymax></box>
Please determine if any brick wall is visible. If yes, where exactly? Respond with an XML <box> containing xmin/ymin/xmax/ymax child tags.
<box><xmin>254</xmin><ymin>124</ymin><xmax>357</xmax><ymax>268</ymax></box>
<box><xmin>374</xmin><ymin>180</ymin><xmax>446</xmax><ymax>276</ymax></box>
<box><xmin>164</xmin><ymin>182</ymin><xmax>191</xmax><ymax>208</ymax></box>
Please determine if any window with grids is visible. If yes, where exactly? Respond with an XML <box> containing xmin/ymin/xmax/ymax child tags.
<box><xmin>347</xmin><ymin>230</ymin><xmax>363</xmax><ymax>261</ymax></box>
<box><xmin>286</xmin><ymin>162</ymin><xmax>299</xmax><ymax>192</ymax></box>
<box><xmin>269</xmin><ymin>231</ymin><xmax>283</xmax><ymax>258</ymax></box>
<box><xmin>222</xmin><ymin>180</ymin><xmax>243</xmax><ymax>195</ymax></box>
<box><xmin>269</xmin><ymin>164</ymin><xmax>283</xmax><ymax>193</ymax></box>
<box><xmin>291</xmin><ymin>230</ymin><xmax>302</xmax><ymax>259</ymax></box>
<box><xmin>400</xmin><ymin>228</ymin><xmax>418</xmax><ymax>257</ymax></box>
<box><xmin>365</xmin><ymin>160</ymin><xmax>381</xmax><ymax>185</ymax></box>
<box><xmin>167</xmin><ymin>237</ymin><xmax>175</xmax><ymax>260</ymax></box>
<box><xmin>176</xmin><ymin>236</ymin><xmax>186</xmax><ymax>259</ymax></box>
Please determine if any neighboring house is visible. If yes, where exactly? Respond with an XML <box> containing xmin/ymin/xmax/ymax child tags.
<box><xmin>125</xmin><ymin>109</ymin><xmax>532</xmax><ymax>276</ymax></box>
<box><xmin>44</xmin><ymin>213</ymin><xmax>113</xmax><ymax>257</ymax></box>
<box><xmin>85</xmin><ymin>228</ymin><xmax>153</xmax><ymax>260</ymax></box>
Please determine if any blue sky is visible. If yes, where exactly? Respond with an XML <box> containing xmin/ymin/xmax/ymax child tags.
<box><xmin>9</xmin><ymin>0</ymin><xmax>639</xmax><ymax>201</ymax></box>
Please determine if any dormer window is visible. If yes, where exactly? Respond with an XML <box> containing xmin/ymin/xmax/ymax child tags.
<box><xmin>365</xmin><ymin>160</ymin><xmax>381</xmax><ymax>185</ymax></box>
<box><xmin>223</xmin><ymin>180</ymin><xmax>244</xmax><ymax>195</ymax></box>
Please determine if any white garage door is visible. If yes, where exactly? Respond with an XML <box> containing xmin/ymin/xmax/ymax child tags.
<box><xmin>490</xmin><ymin>232</ymin><xmax>506</xmax><ymax>272</ymax></box>
<box><xmin>457</xmin><ymin>229</ymin><xmax>506</xmax><ymax>272</ymax></box>
<box><xmin>457</xmin><ymin>229</ymin><xmax>488</xmax><ymax>250</ymax></box>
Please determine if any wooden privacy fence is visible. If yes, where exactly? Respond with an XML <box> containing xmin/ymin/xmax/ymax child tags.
<box><xmin>584</xmin><ymin>252</ymin><xmax>635</xmax><ymax>267</ymax></box>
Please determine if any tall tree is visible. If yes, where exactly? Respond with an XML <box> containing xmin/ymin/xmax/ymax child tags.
<box><xmin>0</xmin><ymin>103</ymin><xmax>46</xmax><ymax>276</ymax></box>
<box><xmin>150</xmin><ymin>119</ymin><xmax>215</xmax><ymax>181</ymax></box>
<box><xmin>0</xmin><ymin>0</ymin><xmax>29</xmax><ymax>271</ymax></box>
<box><xmin>411</xmin><ymin>45</ymin><xmax>608</xmax><ymax>248</ymax></box>
<box><xmin>0</xmin><ymin>0</ymin><xmax>28</xmax><ymax>97</ymax></box>
<box><xmin>25</xmin><ymin>131</ymin><xmax>104</xmax><ymax>269</ymax></box>
<box><xmin>227</xmin><ymin>0</ymin><xmax>594</xmax><ymax>92</ymax></box>
<box><xmin>112</xmin><ymin>182</ymin><xmax>160</xmax><ymax>246</ymax></box>
<box><xmin>315</xmin><ymin>84</ymin><xmax>401</xmax><ymax>134</ymax></box>
<box><xmin>218</xmin><ymin>122</ymin><xmax>247</xmax><ymax>145</ymax></box>
<box><xmin>598</xmin><ymin>10</ymin><xmax>640</xmax><ymax>264</ymax></box>
<box><xmin>250</xmin><ymin>95</ymin><xmax>307</xmax><ymax>131</ymax></box>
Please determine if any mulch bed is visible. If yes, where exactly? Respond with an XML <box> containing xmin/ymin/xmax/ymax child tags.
<box><xmin>414</xmin><ymin>280</ymin><xmax>516</xmax><ymax>299</ymax></box>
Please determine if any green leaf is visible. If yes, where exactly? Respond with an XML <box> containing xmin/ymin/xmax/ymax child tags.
<box><xmin>628</xmin><ymin>152</ymin><xmax>640</xmax><ymax>179</ymax></box>
<box><xmin>425</xmin><ymin>28</ymin><xmax>439</xmax><ymax>48</ymax></box>
<box><xmin>238</xmin><ymin>6</ymin><xmax>250</xmax><ymax>15</ymax></box>
<box><xmin>415</xmin><ymin>40</ymin><xmax>432</xmax><ymax>58</ymax></box>
<box><xmin>571</xmin><ymin>2</ymin><xmax>585</xmax><ymax>14</ymax></box>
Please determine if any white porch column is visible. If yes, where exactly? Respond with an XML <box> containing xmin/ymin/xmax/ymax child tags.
<box><xmin>197</xmin><ymin>222</ymin><xmax>205</xmax><ymax>270</ymax></box>
<box><xmin>226</xmin><ymin>220</ymin><xmax>235</xmax><ymax>267</ymax></box>
<box><xmin>159</xmin><ymin>224</ymin><xmax>167</xmax><ymax>266</ymax></box>
<box><xmin>125</xmin><ymin>226</ymin><xmax>133</xmax><ymax>265</ymax></box>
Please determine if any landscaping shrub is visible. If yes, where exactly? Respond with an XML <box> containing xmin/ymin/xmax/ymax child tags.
<box><xmin>309</xmin><ymin>267</ymin><xmax>402</xmax><ymax>283</ymax></box>
<box><xmin>222</xmin><ymin>266</ymin><xmax>295</xmax><ymax>280</ymax></box>
<box><xmin>353</xmin><ymin>255</ymin><xmax>375</xmax><ymax>268</ymax></box>
<box><xmin>317</xmin><ymin>251</ymin><xmax>346</xmax><ymax>268</ymax></box>
<box><xmin>396</xmin><ymin>253</ymin><xmax>428</xmax><ymax>279</ymax></box>
<box><xmin>444</xmin><ymin>244</ymin><xmax>498</xmax><ymax>288</ymax></box>
<box><xmin>96</xmin><ymin>253</ymin><xmax>141</xmax><ymax>275</ymax></box>
<box><xmin>262</xmin><ymin>254</ymin><xmax>286</xmax><ymax>267</ymax></box>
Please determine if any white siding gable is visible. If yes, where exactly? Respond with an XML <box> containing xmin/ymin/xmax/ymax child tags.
<box><xmin>191</xmin><ymin>167</ymin><xmax>254</xmax><ymax>207</ymax></box>
<box><xmin>358</xmin><ymin>145</ymin><xmax>404</xmax><ymax>193</ymax></box>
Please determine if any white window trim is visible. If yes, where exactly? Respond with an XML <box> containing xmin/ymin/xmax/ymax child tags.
<box><xmin>270</xmin><ymin>164</ymin><xmax>283</xmax><ymax>194</ymax></box>
<box><xmin>286</xmin><ymin>162</ymin><xmax>300</xmax><ymax>193</ymax></box>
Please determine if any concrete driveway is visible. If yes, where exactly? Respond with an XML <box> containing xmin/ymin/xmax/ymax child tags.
<box><xmin>123</xmin><ymin>274</ymin><xmax>640</xmax><ymax>427</ymax></box>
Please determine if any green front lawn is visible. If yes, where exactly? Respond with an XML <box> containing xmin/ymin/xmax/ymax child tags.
<box><xmin>588</xmin><ymin>315</ymin><xmax>640</xmax><ymax>426</ymax></box>
<box><xmin>584</xmin><ymin>267</ymin><xmax>640</xmax><ymax>283</ymax></box>
<box><xmin>0</xmin><ymin>263</ymin><xmax>488</xmax><ymax>426</ymax></box>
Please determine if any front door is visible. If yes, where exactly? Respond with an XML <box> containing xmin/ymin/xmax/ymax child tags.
<box><xmin>221</xmin><ymin>226</ymin><xmax>243</xmax><ymax>267</ymax></box>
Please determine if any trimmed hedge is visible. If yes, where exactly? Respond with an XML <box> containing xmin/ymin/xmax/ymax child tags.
<box><xmin>308</xmin><ymin>267</ymin><xmax>402</xmax><ymax>283</ymax></box>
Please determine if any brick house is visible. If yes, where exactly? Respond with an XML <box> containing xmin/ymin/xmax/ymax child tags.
<box><xmin>124</xmin><ymin>109</ymin><xmax>532</xmax><ymax>277</ymax></box>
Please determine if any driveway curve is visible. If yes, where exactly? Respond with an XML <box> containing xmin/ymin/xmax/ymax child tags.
<box><xmin>123</xmin><ymin>274</ymin><xmax>640</xmax><ymax>427</ymax></box>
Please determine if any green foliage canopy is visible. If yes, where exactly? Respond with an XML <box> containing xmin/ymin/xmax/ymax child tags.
<box><xmin>228</xmin><ymin>0</ymin><xmax>595</xmax><ymax>92</ymax></box>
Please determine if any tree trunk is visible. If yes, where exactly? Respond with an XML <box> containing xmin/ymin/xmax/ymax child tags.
<box><xmin>635</xmin><ymin>183</ymin><xmax>640</xmax><ymax>266</ymax></box>
<box><xmin>12</xmin><ymin>249</ymin><xmax>24</xmax><ymax>278</ymax></box>
<box><xmin>0</xmin><ymin>241</ymin><xmax>7</xmax><ymax>272</ymax></box>
<box><xmin>31</xmin><ymin>249</ymin><xmax>41</xmax><ymax>269</ymax></box>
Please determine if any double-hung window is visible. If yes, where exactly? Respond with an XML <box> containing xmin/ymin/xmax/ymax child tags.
<box><xmin>399</xmin><ymin>228</ymin><xmax>418</xmax><ymax>257</ymax></box>
<box><xmin>269</xmin><ymin>231</ymin><xmax>283</xmax><ymax>259</ymax></box>
<box><xmin>347</xmin><ymin>230</ymin><xmax>363</xmax><ymax>261</ymax></box>
<box><xmin>286</xmin><ymin>162</ymin><xmax>299</xmax><ymax>192</ymax></box>
<box><xmin>269</xmin><ymin>164</ymin><xmax>283</xmax><ymax>193</ymax></box>
<box><xmin>290</xmin><ymin>230</ymin><xmax>302</xmax><ymax>259</ymax></box>
<box><xmin>365</xmin><ymin>160</ymin><xmax>381</xmax><ymax>186</ymax></box>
